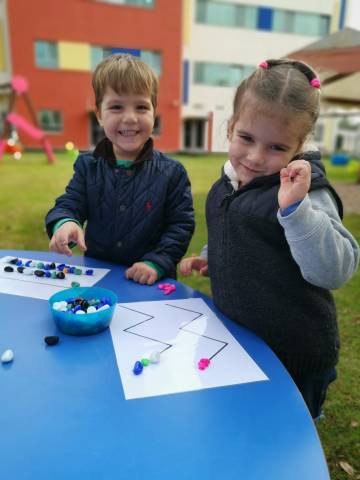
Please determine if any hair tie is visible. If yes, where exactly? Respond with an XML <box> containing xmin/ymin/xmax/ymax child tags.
<box><xmin>310</xmin><ymin>78</ymin><xmax>321</xmax><ymax>88</ymax></box>
<box><xmin>258</xmin><ymin>61</ymin><xmax>269</xmax><ymax>70</ymax></box>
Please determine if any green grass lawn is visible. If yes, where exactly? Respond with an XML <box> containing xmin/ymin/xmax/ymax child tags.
<box><xmin>1</xmin><ymin>151</ymin><xmax>359</xmax><ymax>478</ymax></box>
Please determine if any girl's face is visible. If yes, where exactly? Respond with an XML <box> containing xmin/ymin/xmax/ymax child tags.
<box><xmin>228</xmin><ymin>95</ymin><xmax>305</xmax><ymax>186</ymax></box>
<box><xmin>96</xmin><ymin>86</ymin><xmax>155</xmax><ymax>161</ymax></box>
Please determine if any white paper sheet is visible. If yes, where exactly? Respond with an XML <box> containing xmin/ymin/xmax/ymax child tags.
<box><xmin>0</xmin><ymin>256</ymin><xmax>110</xmax><ymax>300</ymax></box>
<box><xmin>110</xmin><ymin>298</ymin><xmax>268</xmax><ymax>400</ymax></box>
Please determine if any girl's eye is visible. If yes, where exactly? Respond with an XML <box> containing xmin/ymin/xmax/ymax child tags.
<box><xmin>271</xmin><ymin>145</ymin><xmax>287</xmax><ymax>152</ymax></box>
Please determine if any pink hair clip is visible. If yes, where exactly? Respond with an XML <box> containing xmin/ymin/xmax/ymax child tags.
<box><xmin>258</xmin><ymin>61</ymin><xmax>269</xmax><ymax>70</ymax></box>
<box><xmin>310</xmin><ymin>78</ymin><xmax>321</xmax><ymax>88</ymax></box>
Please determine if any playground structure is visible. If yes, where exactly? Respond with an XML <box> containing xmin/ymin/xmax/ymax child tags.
<box><xmin>0</xmin><ymin>76</ymin><xmax>55</xmax><ymax>164</ymax></box>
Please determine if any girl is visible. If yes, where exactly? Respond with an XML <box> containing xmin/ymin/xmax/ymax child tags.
<box><xmin>180</xmin><ymin>59</ymin><xmax>359</xmax><ymax>419</ymax></box>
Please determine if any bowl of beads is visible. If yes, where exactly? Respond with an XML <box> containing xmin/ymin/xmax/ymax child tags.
<box><xmin>49</xmin><ymin>286</ymin><xmax>118</xmax><ymax>336</ymax></box>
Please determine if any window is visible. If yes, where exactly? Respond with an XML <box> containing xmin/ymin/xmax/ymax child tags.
<box><xmin>96</xmin><ymin>0</ymin><xmax>155</xmax><ymax>7</ymax></box>
<box><xmin>153</xmin><ymin>115</ymin><xmax>161</xmax><ymax>136</ymax></box>
<box><xmin>196</xmin><ymin>0</ymin><xmax>256</xmax><ymax>29</ymax></box>
<box><xmin>141</xmin><ymin>50</ymin><xmax>162</xmax><ymax>76</ymax></box>
<box><xmin>38</xmin><ymin>110</ymin><xmax>63</xmax><ymax>132</ymax></box>
<box><xmin>273</xmin><ymin>10</ymin><xmax>329</xmax><ymax>36</ymax></box>
<box><xmin>35</xmin><ymin>41</ymin><xmax>58</xmax><ymax>69</ymax></box>
<box><xmin>194</xmin><ymin>62</ymin><xmax>253</xmax><ymax>87</ymax></box>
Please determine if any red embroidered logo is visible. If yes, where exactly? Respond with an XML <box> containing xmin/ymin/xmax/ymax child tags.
<box><xmin>145</xmin><ymin>200</ymin><xmax>152</xmax><ymax>211</ymax></box>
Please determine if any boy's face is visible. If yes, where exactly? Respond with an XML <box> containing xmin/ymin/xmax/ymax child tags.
<box><xmin>228</xmin><ymin>95</ymin><xmax>304</xmax><ymax>186</ymax></box>
<box><xmin>96</xmin><ymin>87</ymin><xmax>155</xmax><ymax>160</ymax></box>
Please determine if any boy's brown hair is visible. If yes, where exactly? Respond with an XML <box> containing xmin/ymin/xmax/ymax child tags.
<box><xmin>92</xmin><ymin>54</ymin><xmax>158</xmax><ymax>110</ymax></box>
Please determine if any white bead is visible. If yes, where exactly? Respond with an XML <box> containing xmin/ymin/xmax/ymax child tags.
<box><xmin>97</xmin><ymin>304</ymin><xmax>110</xmax><ymax>311</ymax></box>
<box><xmin>149</xmin><ymin>351</ymin><xmax>160</xmax><ymax>364</ymax></box>
<box><xmin>75</xmin><ymin>310</ymin><xmax>85</xmax><ymax>315</ymax></box>
<box><xmin>1</xmin><ymin>349</ymin><xmax>14</xmax><ymax>363</ymax></box>
<box><xmin>86</xmin><ymin>306</ymin><xmax>97</xmax><ymax>313</ymax></box>
<box><xmin>22</xmin><ymin>268</ymin><xmax>33</xmax><ymax>275</ymax></box>
<box><xmin>52</xmin><ymin>302</ymin><xmax>62</xmax><ymax>311</ymax></box>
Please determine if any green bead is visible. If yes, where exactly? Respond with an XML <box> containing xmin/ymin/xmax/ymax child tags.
<box><xmin>37</xmin><ymin>262</ymin><xmax>44</xmax><ymax>269</ymax></box>
<box><xmin>74</xmin><ymin>268</ymin><xmax>82</xmax><ymax>275</ymax></box>
<box><xmin>50</xmin><ymin>271</ymin><xmax>57</xmax><ymax>278</ymax></box>
<box><xmin>141</xmin><ymin>358</ymin><xmax>150</xmax><ymax>367</ymax></box>
<box><xmin>71</xmin><ymin>281</ymin><xmax>80</xmax><ymax>288</ymax></box>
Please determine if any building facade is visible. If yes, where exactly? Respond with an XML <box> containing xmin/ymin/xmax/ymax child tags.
<box><xmin>0</xmin><ymin>0</ymin><xmax>182</xmax><ymax>151</ymax></box>
<box><xmin>181</xmin><ymin>0</ymin><xmax>341</xmax><ymax>152</ymax></box>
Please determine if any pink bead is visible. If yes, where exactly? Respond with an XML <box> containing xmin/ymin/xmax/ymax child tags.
<box><xmin>258</xmin><ymin>61</ymin><xmax>269</xmax><ymax>69</ymax></box>
<box><xmin>198</xmin><ymin>358</ymin><xmax>211</xmax><ymax>370</ymax></box>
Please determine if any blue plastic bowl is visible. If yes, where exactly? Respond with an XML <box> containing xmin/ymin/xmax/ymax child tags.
<box><xmin>49</xmin><ymin>286</ymin><xmax>118</xmax><ymax>336</ymax></box>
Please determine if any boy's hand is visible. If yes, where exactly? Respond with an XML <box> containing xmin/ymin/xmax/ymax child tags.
<box><xmin>125</xmin><ymin>262</ymin><xmax>158</xmax><ymax>285</ymax></box>
<box><xmin>278</xmin><ymin>160</ymin><xmax>311</xmax><ymax>210</ymax></box>
<box><xmin>49</xmin><ymin>222</ymin><xmax>87</xmax><ymax>256</ymax></box>
<box><xmin>179</xmin><ymin>256</ymin><xmax>209</xmax><ymax>276</ymax></box>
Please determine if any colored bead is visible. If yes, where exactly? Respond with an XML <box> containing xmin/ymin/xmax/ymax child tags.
<box><xmin>4</xmin><ymin>266</ymin><xmax>14</xmax><ymax>272</ymax></box>
<box><xmin>68</xmin><ymin>267</ymin><xmax>75</xmax><ymax>274</ymax></box>
<box><xmin>34</xmin><ymin>270</ymin><xmax>45</xmax><ymax>277</ymax></box>
<box><xmin>71</xmin><ymin>281</ymin><xmax>80</xmax><ymax>288</ymax></box>
<box><xmin>141</xmin><ymin>358</ymin><xmax>150</xmax><ymax>367</ymax></box>
<box><xmin>45</xmin><ymin>271</ymin><xmax>51</xmax><ymax>278</ymax></box>
<box><xmin>16</xmin><ymin>260</ymin><xmax>23</xmax><ymax>266</ymax></box>
<box><xmin>1</xmin><ymin>349</ymin><xmax>14</xmax><ymax>363</ymax></box>
<box><xmin>56</xmin><ymin>272</ymin><xmax>65</xmax><ymax>279</ymax></box>
<box><xmin>22</xmin><ymin>268</ymin><xmax>33</xmax><ymax>275</ymax></box>
<box><xmin>63</xmin><ymin>268</ymin><xmax>69</xmax><ymax>273</ymax></box>
<box><xmin>57</xmin><ymin>263</ymin><xmax>65</xmax><ymax>271</ymax></box>
<box><xmin>133</xmin><ymin>361</ymin><xmax>143</xmax><ymax>375</ymax></box>
<box><xmin>198</xmin><ymin>358</ymin><xmax>211</xmax><ymax>370</ymax></box>
<box><xmin>37</xmin><ymin>262</ymin><xmax>44</xmax><ymax>269</ymax></box>
<box><xmin>25</xmin><ymin>260</ymin><xmax>32</xmax><ymax>267</ymax></box>
<box><xmin>74</xmin><ymin>305</ymin><xmax>82</xmax><ymax>313</ymax></box>
<box><xmin>50</xmin><ymin>271</ymin><xmax>57</xmax><ymax>278</ymax></box>
<box><xmin>74</xmin><ymin>268</ymin><xmax>82</xmax><ymax>275</ymax></box>
<box><xmin>149</xmin><ymin>351</ymin><xmax>160</xmax><ymax>364</ymax></box>
<box><xmin>85</xmin><ymin>269</ymin><xmax>94</xmax><ymax>276</ymax></box>
<box><xmin>44</xmin><ymin>336</ymin><xmax>59</xmax><ymax>346</ymax></box>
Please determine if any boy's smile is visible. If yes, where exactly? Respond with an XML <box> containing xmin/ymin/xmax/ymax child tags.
<box><xmin>96</xmin><ymin>87</ymin><xmax>155</xmax><ymax>160</ymax></box>
<box><xmin>228</xmin><ymin>93</ymin><xmax>305</xmax><ymax>186</ymax></box>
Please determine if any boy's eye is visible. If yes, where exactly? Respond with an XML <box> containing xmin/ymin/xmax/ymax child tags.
<box><xmin>238</xmin><ymin>134</ymin><xmax>252</xmax><ymax>143</ymax></box>
<box><xmin>110</xmin><ymin>104</ymin><xmax>122</xmax><ymax>110</ymax></box>
<box><xmin>137</xmin><ymin>105</ymin><xmax>150</xmax><ymax>111</ymax></box>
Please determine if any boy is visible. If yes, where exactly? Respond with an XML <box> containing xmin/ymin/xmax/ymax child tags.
<box><xmin>46</xmin><ymin>54</ymin><xmax>194</xmax><ymax>285</ymax></box>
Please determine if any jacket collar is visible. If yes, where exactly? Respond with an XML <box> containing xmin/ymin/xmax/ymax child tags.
<box><xmin>93</xmin><ymin>136</ymin><xmax>154</xmax><ymax>167</ymax></box>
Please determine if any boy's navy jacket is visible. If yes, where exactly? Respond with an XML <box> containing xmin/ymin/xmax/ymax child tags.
<box><xmin>46</xmin><ymin>137</ymin><xmax>194</xmax><ymax>278</ymax></box>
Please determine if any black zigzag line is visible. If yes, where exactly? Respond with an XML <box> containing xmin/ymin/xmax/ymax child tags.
<box><xmin>119</xmin><ymin>305</ymin><xmax>172</xmax><ymax>353</ymax></box>
<box><xmin>165</xmin><ymin>303</ymin><xmax>228</xmax><ymax>360</ymax></box>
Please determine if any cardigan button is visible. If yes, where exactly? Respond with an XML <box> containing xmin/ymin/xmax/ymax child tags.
<box><xmin>119</xmin><ymin>205</ymin><xmax>126</xmax><ymax>212</ymax></box>
<box><xmin>117</xmin><ymin>241</ymin><xmax>122</xmax><ymax>248</ymax></box>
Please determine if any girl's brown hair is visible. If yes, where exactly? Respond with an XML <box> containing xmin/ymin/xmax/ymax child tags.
<box><xmin>230</xmin><ymin>58</ymin><xmax>321</xmax><ymax>143</ymax></box>
<box><xmin>92</xmin><ymin>54</ymin><xmax>158</xmax><ymax>110</ymax></box>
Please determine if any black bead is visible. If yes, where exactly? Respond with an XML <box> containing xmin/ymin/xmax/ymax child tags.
<box><xmin>4</xmin><ymin>266</ymin><xmax>14</xmax><ymax>272</ymax></box>
<box><xmin>44</xmin><ymin>336</ymin><xmax>59</xmax><ymax>346</ymax></box>
<box><xmin>49</xmin><ymin>262</ymin><xmax>56</xmax><ymax>269</ymax></box>
<box><xmin>34</xmin><ymin>270</ymin><xmax>45</xmax><ymax>277</ymax></box>
<box><xmin>9</xmin><ymin>258</ymin><xmax>18</xmax><ymax>264</ymax></box>
<box><xmin>17</xmin><ymin>266</ymin><xmax>25</xmax><ymax>273</ymax></box>
<box><xmin>56</xmin><ymin>271</ymin><xmax>65</xmax><ymax>279</ymax></box>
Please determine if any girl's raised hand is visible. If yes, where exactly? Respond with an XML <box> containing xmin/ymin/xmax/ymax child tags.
<box><xmin>278</xmin><ymin>160</ymin><xmax>311</xmax><ymax>210</ymax></box>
